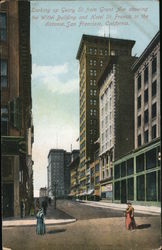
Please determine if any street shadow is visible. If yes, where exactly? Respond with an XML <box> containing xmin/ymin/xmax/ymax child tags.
<box><xmin>136</xmin><ymin>224</ymin><xmax>151</xmax><ymax>230</ymax></box>
<box><xmin>47</xmin><ymin>229</ymin><xmax>66</xmax><ymax>234</ymax></box>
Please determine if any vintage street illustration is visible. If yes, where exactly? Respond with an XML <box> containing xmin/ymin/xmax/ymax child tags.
<box><xmin>1</xmin><ymin>0</ymin><xmax>161</xmax><ymax>249</ymax></box>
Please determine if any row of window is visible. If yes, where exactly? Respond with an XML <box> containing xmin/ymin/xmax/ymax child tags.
<box><xmin>137</xmin><ymin>57</ymin><xmax>157</xmax><ymax>90</ymax></box>
<box><xmin>88</xmin><ymin>47</ymin><xmax>108</xmax><ymax>56</ymax></box>
<box><xmin>90</xmin><ymin>79</ymin><xmax>96</xmax><ymax>86</ymax></box>
<box><xmin>138</xmin><ymin>124</ymin><xmax>157</xmax><ymax>146</ymax></box>
<box><xmin>137</xmin><ymin>81</ymin><xmax>157</xmax><ymax>109</ymax></box>
<box><xmin>137</xmin><ymin>102</ymin><xmax>157</xmax><ymax>126</ymax></box>
<box><xmin>102</xmin><ymin>168</ymin><xmax>113</xmax><ymax>179</ymax></box>
<box><xmin>114</xmin><ymin>170</ymin><xmax>160</xmax><ymax>202</ymax></box>
<box><xmin>89</xmin><ymin>69</ymin><xmax>96</xmax><ymax>77</ymax></box>
<box><xmin>90</xmin><ymin>89</ymin><xmax>97</xmax><ymax>96</ymax></box>
<box><xmin>114</xmin><ymin>147</ymin><xmax>160</xmax><ymax>179</ymax></box>
<box><xmin>90</xmin><ymin>109</ymin><xmax>97</xmax><ymax>116</ymax></box>
<box><xmin>89</xmin><ymin>60</ymin><xmax>103</xmax><ymax>67</ymax></box>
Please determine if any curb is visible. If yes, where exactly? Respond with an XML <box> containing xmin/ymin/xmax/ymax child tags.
<box><xmin>79</xmin><ymin>200</ymin><xmax>161</xmax><ymax>215</ymax></box>
<box><xmin>3</xmin><ymin>219</ymin><xmax>76</xmax><ymax>228</ymax></box>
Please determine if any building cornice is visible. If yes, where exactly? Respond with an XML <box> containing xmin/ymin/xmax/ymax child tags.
<box><xmin>131</xmin><ymin>31</ymin><xmax>160</xmax><ymax>72</ymax></box>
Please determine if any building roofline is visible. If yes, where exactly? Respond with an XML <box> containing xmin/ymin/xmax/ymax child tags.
<box><xmin>131</xmin><ymin>31</ymin><xmax>160</xmax><ymax>72</ymax></box>
<box><xmin>76</xmin><ymin>34</ymin><xmax>135</xmax><ymax>60</ymax></box>
<box><xmin>48</xmin><ymin>149</ymin><xmax>65</xmax><ymax>158</ymax></box>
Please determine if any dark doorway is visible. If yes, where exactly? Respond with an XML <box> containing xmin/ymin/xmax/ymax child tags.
<box><xmin>121</xmin><ymin>180</ymin><xmax>127</xmax><ymax>203</ymax></box>
<box><xmin>3</xmin><ymin>183</ymin><xmax>14</xmax><ymax>218</ymax></box>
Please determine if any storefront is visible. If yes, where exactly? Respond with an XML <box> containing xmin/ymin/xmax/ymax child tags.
<box><xmin>113</xmin><ymin>139</ymin><xmax>161</xmax><ymax>206</ymax></box>
<box><xmin>101</xmin><ymin>183</ymin><xmax>113</xmax><ymax>201</ymax></box>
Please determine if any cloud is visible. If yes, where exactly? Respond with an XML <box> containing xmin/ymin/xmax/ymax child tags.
<box><xmin>97</xmin><ymin>25</ymin><xmax>118</xmax><ymax>37</ymax></box>
<box><xmin>32</xmin><ymin>63</ymin><xmax>79</xmax><ymax>94</ymax></box>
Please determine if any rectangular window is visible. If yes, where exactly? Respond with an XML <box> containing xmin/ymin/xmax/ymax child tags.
<box><xmin>0</xmin><ymin>59</ymin><xmax>8</xmax><ymax>87</ymax></box>
<box><xmin>114</xmin><ymin>164</ymin><xmax>120</xmax><ymax>179</ymax></box>
<box><xmin>144</xmin><ymin>109</ymin><xmax>148</xmax><ymax>124</ymax></box>
<box><xmin>136</xmin><ymin>154</ymin><xmax>144</xmax><ymax>172</ymax></box>
<box><xmin>138</xmin><ymin>134</ymin><xmax>141</xmax><ymax>147</ymax></box>
<box><xmin>137</xmin><ymin>75</ymin><xmax>141</xmax><ymax>90</ymax></box>
<box><xmin>137</xmin><ymin>175</ymin><xmax>145</xmax><ymax>201</ymax></box>
<box><xmin>121</xmin><ymin>162</ymin><xmax>126</xmax><ymax>177</ymax></box>
<box><xmin>114</xmin><ymin>181</ymin><xmax>120</xmax><ymax>200</ymax></box>
<box><xmin>127</xmin><ymin>178</ymin><xmax>134</xmax><ymax>200</ymax></box>
<box><xmin>94</xmin><ymin>80</ymin><xmax>96</xmax><ymax>86</ymax></box>
<box><xmin>152</xmin><ymin>57</ymin><xmax>157</xmax><ymax>75</ymax></box>
<box><xmin>146</xmin><ymin>148</ymin><xmax>156</xmax><ymax>170</ymax></box>
<box><xmin>144</xmin><ymin>89</ymin><xmax>148</xmax><ymax>103</ymax></box>
<box><xmin>144</xmin><ymin>130</ymin><xmax>148</xmax><ymax>144</ymax></box>
<box><xmin>146</xmin><ymin>172</ymin><xmax>157</xmax><ymax>201</ymax></box>
<box><xmin>94</xmin><ymin>48</ymin><xmax>97</xmax><ymax>55</ymax></box>
<box><xmin>127</xmin><ymin>158</ymin><xmax>134</xmax><ymax>176</ymax></box>
<box><xmin>152</xmin><ymin>103</ymin><xmax>156</xmax><ymax>119</ymax></box>
<box><xmin>0</xmin><ymin>13</ymin><xmax>7</xmax><ymax>41</ymax></box>
<box><xmin>144</xmin><ymin>66</ymin><xmax>148</xmax><ymax>83</ymax></box>
<box><xmin>152</xmin><ymin>125</ymin><xmax>156</xmax><ymax>139</ymax></box>
<box><xmin>100</xmin><ymin>60</ymin><xmax>103</xmax><ymax>67</ymax></box>
<box><xmin>138</xmin><ymin>115</ymin><xmax>141</xmax><ymax>127</ymax></box>
<box><xmin>138</xmin><ymin>96</ymin><xmax>141</xmax><ymax>109</ymax></box>
<box><xmin>152</xmin><ymin>80</ymin><xmax>157</xmax><ymax>97</ymax></box>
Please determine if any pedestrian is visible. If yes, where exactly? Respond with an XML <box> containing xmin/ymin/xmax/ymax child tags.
<box><xmin>125</xmin><ymin>202</ymin><xmax>136</xmax><ymax>231</ymax></box>
<box><xmin>36</xmin><ymin>208</ymin><xmax>46</xmax><ymax>235</ymax></box>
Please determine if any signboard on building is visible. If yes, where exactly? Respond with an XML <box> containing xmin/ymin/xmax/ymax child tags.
<box><xmin>102</xmin><ymin>184</ymin><xmax>112</xmax><ymax>192</ymax></box>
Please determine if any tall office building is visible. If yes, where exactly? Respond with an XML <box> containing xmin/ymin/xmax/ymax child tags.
<box><xmin>1</xmin><ymin>0</ymin><xmax>34</xmax><ymax>217</ymax></box>
<box><xmin>76</xmin><ymin>34</ymin><xmax>136</xmax><ymax>195</ymax></box>
<box><xmin>47</xmin><ymin>149</ymin><xmax>71</xmax><ymax>198</ymax></box>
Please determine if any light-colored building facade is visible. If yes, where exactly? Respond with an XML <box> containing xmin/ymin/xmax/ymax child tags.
<box><xmin>113</xmin><ymin>31</ymin><xmax>160</xmax><ymax>206</ymax></box>
<box><xmin>133</xmin><ymin>31</ymin><xmax>160</xmax><ymax>149</ymax></box>
<box><xmin>98</xmin><ymin>40</ymin><xmax>137</xmax><ymax>201</ymax></box>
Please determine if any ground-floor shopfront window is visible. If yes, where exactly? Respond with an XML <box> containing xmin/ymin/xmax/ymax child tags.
<box><xmin>146</xmin><ymin>171</ymin><xmax>156</xmax><ymax>201</ymax></box>
<box><xmin>137</xmin><ymin>175</ymin><xmax>145</xmax><ymax>201</ymax></box>
<box><xmin>127</xmin><ymin>178</ymin><xmax>134</xmax><ymax>200</ymax></box>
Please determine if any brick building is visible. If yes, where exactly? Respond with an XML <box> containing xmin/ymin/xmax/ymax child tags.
<box><xmin>1</xmin><ymin>0</ymin><xmax>34</xmax><ymax>217</ymax></box>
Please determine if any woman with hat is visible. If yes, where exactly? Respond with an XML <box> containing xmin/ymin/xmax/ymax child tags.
<box><xmin>36</xmin><ymin>208</ymin><xmax>46</xmax><ymax>235</ymax></box>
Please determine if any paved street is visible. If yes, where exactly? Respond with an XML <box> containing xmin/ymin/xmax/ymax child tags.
<box><xmin>2</xmin><ymin>200</ymin><xmax>161</xmax><ymax>250</ymax></box>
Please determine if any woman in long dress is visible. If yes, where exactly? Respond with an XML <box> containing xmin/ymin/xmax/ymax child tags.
<box><xmin>36</xmin><ymin>208</ymin><xmax>46</xmax><ymax>235</ymax></box>
<box><xmin>125</xmin><ymin>202</ymin><xmax>136</xmax><ymax>230</ymax></box>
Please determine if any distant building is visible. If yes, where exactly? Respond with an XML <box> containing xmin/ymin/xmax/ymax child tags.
<box><xmin>1</xmin><ymin>0</ymin><xmax>34</xmax><ymax>217</ymax></box>
<box><xmin>39</xmin><ymin>187</ymin><xmax>48</xmax><ymax>197</ymax></box>
<box><xmin>47</xmin><ymin>149</ymin><xmax>71</xmax><ymax>198</ymax></box>
<box><xmin>113</xmin><ymin>31</ymin><xmax>160</xmax><ymax>206</ymax></box>
<box><xmin>98</xmin><ymin>40</ymin><xmax>137</xmax><ymax>201</ymax></box>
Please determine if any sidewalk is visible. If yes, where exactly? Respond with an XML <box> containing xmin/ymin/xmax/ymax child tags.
<box><xmin>78</xmin><ymin>200</ymin><xmax>161</xmax><ymax>215</ymax></box>
<box><xmin>3</xmin><ymin>201</ymin><xmax>76</xmax><ymax>228</ymax></box>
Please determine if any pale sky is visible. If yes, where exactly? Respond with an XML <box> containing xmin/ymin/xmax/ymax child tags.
<box><xmin>31</xmin><ymin>0</ymin><xmax>159</xmax><ymax>197</ymax></box>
